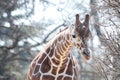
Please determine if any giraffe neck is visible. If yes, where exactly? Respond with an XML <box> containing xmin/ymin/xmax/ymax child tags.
<box><xmin>45</xmin><ymin>28</ymin><xmax>73</xmax><ymax>73</ymax></box>
<box><xmin>28</xmin><ymin>27</ymin><xmax>80</xmax><ymax>80</ymax></box>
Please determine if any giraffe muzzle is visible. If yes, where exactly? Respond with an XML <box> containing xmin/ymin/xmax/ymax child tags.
<box><xmin>82</xmin><ymin>48</ymin><xmax>90</xmax><ymax>60</ymax></box>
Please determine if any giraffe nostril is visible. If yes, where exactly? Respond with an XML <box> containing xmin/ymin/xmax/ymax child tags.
<box><xmin>84</xmin><ymin>49</ymin><xmax>90</xmax><ymax>55</ymax></box>
<box><xmin>72</xmin><ymin>35</ymin><xmax>76</xmax><ymax>38</ymax></box>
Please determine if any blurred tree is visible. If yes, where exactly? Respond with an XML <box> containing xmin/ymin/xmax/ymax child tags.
<box><xmin>90</xmin><ymin>0</ymin><xmax>101</xmax><ymax>36</ymax></box>
<box><xmin>0</xmin><ymin>0</ymin><xmax>35</xmax><ymax>79</ymax></box>
<box><xmin>94</xmin><ymin>0</ymin><xmax>120</xmax><ymax>80</ymax></box>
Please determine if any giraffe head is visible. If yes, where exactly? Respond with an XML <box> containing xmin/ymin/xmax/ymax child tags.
<box><xmin>71</xmin><ymin>14</ymin><xmax>91</xmax><ymax>60</ymax></box>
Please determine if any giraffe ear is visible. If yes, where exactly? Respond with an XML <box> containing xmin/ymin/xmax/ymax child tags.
<box><xmin>75</xmin><ymin>14</ymin><xmax>81</xmax><ymax>27</ymax></box>
<box><xmin>84</xmin><ymin>14</ymin><xmax>89</xmax><ymax>27</ymax></box>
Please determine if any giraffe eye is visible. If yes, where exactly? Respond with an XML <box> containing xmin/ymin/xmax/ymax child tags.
<box><xmin>72</xmin><ymin>35</ymin><xmax>76</xmax><ymax>38</ymax></box>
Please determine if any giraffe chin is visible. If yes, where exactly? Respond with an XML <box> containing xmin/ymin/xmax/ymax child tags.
<box><xmin>83</xmin><ymin>55</ymin><xmax>90</xmax><ymax>60</ymax></box>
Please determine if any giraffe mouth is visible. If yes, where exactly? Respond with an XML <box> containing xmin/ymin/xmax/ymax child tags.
<box><xmin>82</xmin><ymin>48</ymin><xmax>90</xmax><ymax>60</ymax></box>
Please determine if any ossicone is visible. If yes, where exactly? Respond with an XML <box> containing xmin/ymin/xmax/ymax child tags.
<box><xmin>84</xmin><ymin>14</ymin><xmax>90</xmax><ymax>26</ymax></box>
<box><xmin>75</xmin><ymin>14</ymin><xmax>81</xmax><ymax>27</ymax></box>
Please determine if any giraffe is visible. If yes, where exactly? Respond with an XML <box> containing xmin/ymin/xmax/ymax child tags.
<box><xmin>27</xmin><ymin>14</ymin><xmax>91</xmax><ymax>80</ymax></box>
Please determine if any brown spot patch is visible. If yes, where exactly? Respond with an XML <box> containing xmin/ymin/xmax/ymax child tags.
<box><xmin>34</xmin><ymin>65</ymin><xmax>40</xmax><ymax>74</ymax></box>
<box><xmin>42</xmin><ymin>75</ymin><xmax>55</xmax><ymax>80</ymax></box>
<box><xmin>57</xmin><ymin>75</ymin><xmax>63</xmax><ymax>80</ymax></box>
<box><xmin>41</xmin><ymin>57</ymin><xmax>51</xmax><ymax>73</ymax></box>
<box><xmin>46</xmin><ymin>46</ymin><xmax>50</xmax><ymax>53</ymax></box>
<box><xmin>51</xmin><ymin>66</ymin><xmax>57</xmax><ymax>75</ymax></box>
<box><xmin>65</xmin><ymin>60</ymin><xmax>73</xmax><ymax>75</ymax></box>
<box><xmin>58</xmin><ymin>66</ymin><xmax>66</xmax><ymax>74</ymax></box>
<box><xmin>64</xmin><ymin>76</ymin><xmax>72</xmax><ymax>80</ymax></box>
<box><xmin>38</xmin><ymin>53</ymin><xmax>46</xmax><ymax>64</ymax></box>
<box><xmin>49</xmin><ymin>47</ymin><xmax>54</xmax><ymax>57</ymax></box>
